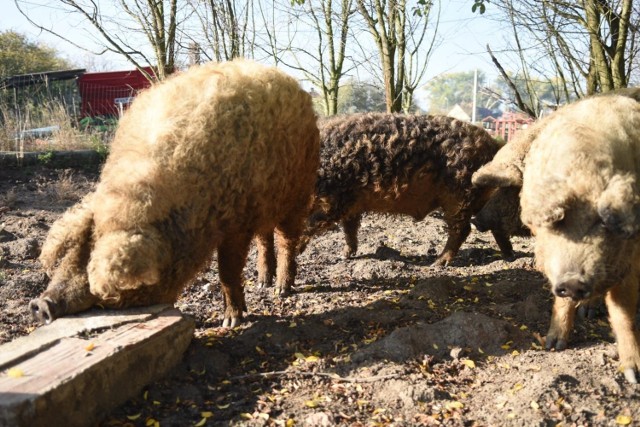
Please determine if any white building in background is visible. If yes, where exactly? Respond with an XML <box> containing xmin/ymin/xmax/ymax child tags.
<box><xmin>447</xmin><ymin>104</ymin><xmax>471</xmax><ymax>122</ymax></box>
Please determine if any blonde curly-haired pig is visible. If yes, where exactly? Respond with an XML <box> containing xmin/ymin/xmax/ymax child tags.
<box><xmin>475</xmin><ymin>89</ymin><xmax>640</xmax><ymax>383</ymax></box>
<box><xmin>31</xmin><ymin>59</ymin><xmax>320</xmax><ymax>328</ymax></box>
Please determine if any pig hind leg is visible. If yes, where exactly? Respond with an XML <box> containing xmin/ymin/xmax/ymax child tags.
<box><xmin>218</xmin><ymin>232</ymin><xmax>252</xmax><ymax>328</ymax></box>
<box><xmin>255</xmin><ymin>232</ymin><xmax>276</xmax><ymax>289</ymax></box>
<box><xmin>342</xmin><ymin>215</ymin><xmax>361</xmax><ymax>258</ymax></box>
<box><xmin>273</xmin><ymin>212</ymin><xmax>308</xmax><ymax>297</ymax></box>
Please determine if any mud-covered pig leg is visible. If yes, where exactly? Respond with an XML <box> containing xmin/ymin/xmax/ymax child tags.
<box><xmin>545</xmin><ymin>296</ymin><xmax>577</xmax><ymax>351</ymax></box>
<box><xmin>342</xmin><ymin>215</ymin><xmax>361</xmax><ymax>258</ymax></box>
<box><xmin>604</xmin><ymin>276</ymin><xmax>640</xmax><ymax>383</ymax></box>
<box><xmin>491</xmin><ymin>229</ymin><xmax>515</xmax><ymax>261</ymax></box>
<box><xmin>433</xmin><ymin>214</ymin><xmax>471</xmax><ymax>266</ymax></box>
<box><xmin>255</xmin><ymin>232</ymin><xmax>276</xmax><ymax>289</ymax></box>
<box><xmin>218</xmin><ymin>233</ymin><xmax>251</xmax><ymax>328</ymax></box>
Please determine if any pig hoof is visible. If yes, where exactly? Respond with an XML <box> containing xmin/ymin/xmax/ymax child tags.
<box><xmin>623</xmin><ymin>368</ymin><xmax>638</xmax><ymax>384</ymax></box>
<box><xmin>432</xmin><ymin>257</ymin><xmax>450</xmax><ymax>267</ymax></box>
<box><xmin>502</xmin><ymin>251</ymin><xmax>516</xmax><ymax>262</ymax></box>
<box><xmin>275</xmin><ymin>286</ymin><xmax>291</xmax><ymax>298</ymax></box>
<box><xmin>257</xmin><ymin>278</ymin><xmax>273</xmax><ymax>289</ymax></box>
<box><xmin>222</xmin><ymin>316</ymin><xmax>241</xmax><ymax>328</ymax></box>
<box><xmin>29</xmin><ymin>297</ymin><xmax>56</xmax><ymax>324</ymax></box>
<box><xmin>544</xmin><ymin>338</ymin><xmax>555</xmax><ymax>351</ymax></box>
<box><xmin>545</xmin><ymin>336</ymin><xmax>567</xmax><ymax>351</ymax></box>
<box><xmin>555</xmin><ymin>340</ymin><xmax>567</xmax><ymax>351</ymax></box>
<box><xmin>342</xmin><ymin>247</ymin><xmax>356</xmax><ymax>259</ymax></box>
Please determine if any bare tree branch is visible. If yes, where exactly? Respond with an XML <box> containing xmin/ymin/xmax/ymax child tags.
<box><xmin>487</xmin><ymin>44</ymin><xmax>537</xmax><ymax>118</ymax></box>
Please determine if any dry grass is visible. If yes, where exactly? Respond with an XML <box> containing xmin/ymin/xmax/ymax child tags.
<box><xmin>0</xmin><ymin>98</ymin><xmax>113</xmax><ymax>153</ymax></box>
<box><xmin>50</xmin><ymin>170</ymin><xmax>83</xmax><ymax>202</ymax></box>
<box><xmin>31</xmin><ymin>170</ymin><xmax>84</xmax><ymax>203</ymax></box>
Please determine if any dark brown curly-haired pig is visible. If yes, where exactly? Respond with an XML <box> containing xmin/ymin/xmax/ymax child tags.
<box><xmin>30</xmin><ymin>59</ymin><xmax>320</xmax><ymax>328</ymax></box>
<box><xmin>298</xmin><ymin>113</ymin><xmax>501</xmax><ymax>266</ymax></box>
<box><xmin>469</xmin><ymin>186</ymin><xmax>530</xmax><ymax>260</ymax></box>
<box><xmin>470</xmin><ymin>124</ymin><xmax>541</xmax><ymax>260</ymax></box>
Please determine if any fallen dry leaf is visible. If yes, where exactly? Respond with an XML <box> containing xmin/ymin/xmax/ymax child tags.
<box><xmin>7</xmin><ymin>368</ymin><xmax>24</xmax><ymax>378</ymax></box>
<box><xmin>446</xmin><ymin>401</ymin><xmax>464</xmax><ymax>411</ymax></box>
<box><xmin>461</xmin><ymin>359</ymin><xmax>476</xmax><ymax>369</ymax></box>
<box><xmin>615</xmin><ymin>415</ymin><xmax>632</xmax><ymax>425</ymax></box>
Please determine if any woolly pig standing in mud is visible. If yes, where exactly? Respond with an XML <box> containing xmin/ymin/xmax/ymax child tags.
<box><xmin>477</xmin><ymin>91</ymin><xmax>640</xmax><ymax>383</ymax></box>
<box><xmin>298</xmin><ymin>113</ymin><xmax>501</xmax><ymax>266</ymax></box>
<box><xmin>30</xmin><ymin>59</ymin><xmax>320</xmax><ymax>327</ymax></box>
<box><xmin>470</xmin><ymin>120</ymin><xmax>542</xmax><ymax>260</ymax></box>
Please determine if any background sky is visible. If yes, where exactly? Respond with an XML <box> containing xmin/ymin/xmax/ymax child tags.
<box><xmin>1</xmin><ymin>0</ymin><xmax>506</xmax><ymax>88</ymax></box>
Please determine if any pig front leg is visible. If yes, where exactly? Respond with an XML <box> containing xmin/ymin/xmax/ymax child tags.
<box><xmin>341</xmin><ymin>215</ymin><xmax>361</xmax><ymax>258</ymax></box>
<box><xmin>576</xmin><ymin>296</ymin><xmax>605</xmax><ymax>320</ymax></box>
<box><xmin>490</xmin><ymin>229</ymin><xmax>516</xmax><ymax>261</ymax></box>
<box><xmin>218</xmin><ymin>233</ymin><xmax>251</xmax><ymax>328</ymax></box>
<box><xmin>605</xmin><ymin>277</ymin><xmax>640</xmax><ymax>384</ymax></box>
<box><xmin>255</xmin><ymin>232</ymin><xmax>276</xmax><ymax>289</ymax></box>
<box><xmin>433</xmin><ymin>217</ymin><xmax>471</xmax><ymax>267</ymax></box>
<box><xmin>545</xmin><ymin>295</ymin><xmax>577</xmax><ymax>351</ymax></box>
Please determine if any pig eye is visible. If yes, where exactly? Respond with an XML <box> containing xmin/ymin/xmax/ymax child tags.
<box><xmin>542</xmin><ymin>205</ymin><xmax>566</xmax><ymax>229</ymax></box>
<box><xmin>549</xmin><ymin>216</ymin><xmax>566</xmax><ymax>230</ymax></box>
<box><xmin>595</xmin><ymin>217</ymin><xmax>607</xmax><ymax>231</ymax></box>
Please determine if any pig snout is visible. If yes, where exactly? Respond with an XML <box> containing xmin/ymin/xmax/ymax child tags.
<box><xmin>30</xmin><ymin>297</ymin><xmax>63</xmax><ymax>324</ymax></box>
<box><xmin>554</xmin><ymin>279</ymin><xmax>591</xmax><ymax>301</ymax></box>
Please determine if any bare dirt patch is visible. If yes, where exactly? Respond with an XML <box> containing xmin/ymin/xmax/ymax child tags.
<box><xmin>1</xmin><ymin>163</ymin><xmax>638</xmax><ymax>426</ymax></box>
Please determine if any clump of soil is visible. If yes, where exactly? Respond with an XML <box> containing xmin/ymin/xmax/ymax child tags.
<box><xmin>1</xmin><ymin>163</ymin><xmax>638</xmax><ymax>426</ymax></box>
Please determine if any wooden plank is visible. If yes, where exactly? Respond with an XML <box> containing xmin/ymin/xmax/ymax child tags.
<box><xmin>0</xmin><ymin>304</ymin><xmax>174</xmax><ymax>370</ymax></box>
<box><xmin>0</xmin><ymin>307</ymin><xmax>194</xmax><ymax>427</ymax></box>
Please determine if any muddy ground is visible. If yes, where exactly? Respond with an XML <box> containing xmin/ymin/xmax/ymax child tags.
<box><xmin>1</xmin><ymin>162</ymin><xmax>639</xmax><ymax>427</ymax></box>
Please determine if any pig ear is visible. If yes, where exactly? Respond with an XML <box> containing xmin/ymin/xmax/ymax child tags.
<box><xmin>87</xmin><ymin>228</ymin><xmax>170</xmax><ymax>300</ymax></box>
<box><xmin>521</xmin><ymin>183</ymin><xmax>572</xmax><ymax>229</ymax></box>
<box><xmin>472</xmin><ymin>162</ymin><xmax>523</xmax><ymax>188</ymax></box>
<box><xmin>597</xmin><ymin>174</ymin><xmax>640</xmax><ymax>239</ymax></box>
<box><xmin>522</xmin><ymin>203</ymin><xmax>566</xmax><ymax>229</ymax></box>
<box><xmin>39</xmin><ymin>196</ymin><xmax>94</xmax><ymax>274</ymax></box>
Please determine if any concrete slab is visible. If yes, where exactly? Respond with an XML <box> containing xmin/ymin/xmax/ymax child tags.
<box><xmin>0</xmin><ymin>305</ymin><xmax>195</xmax><ymax>427</ymax></box>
